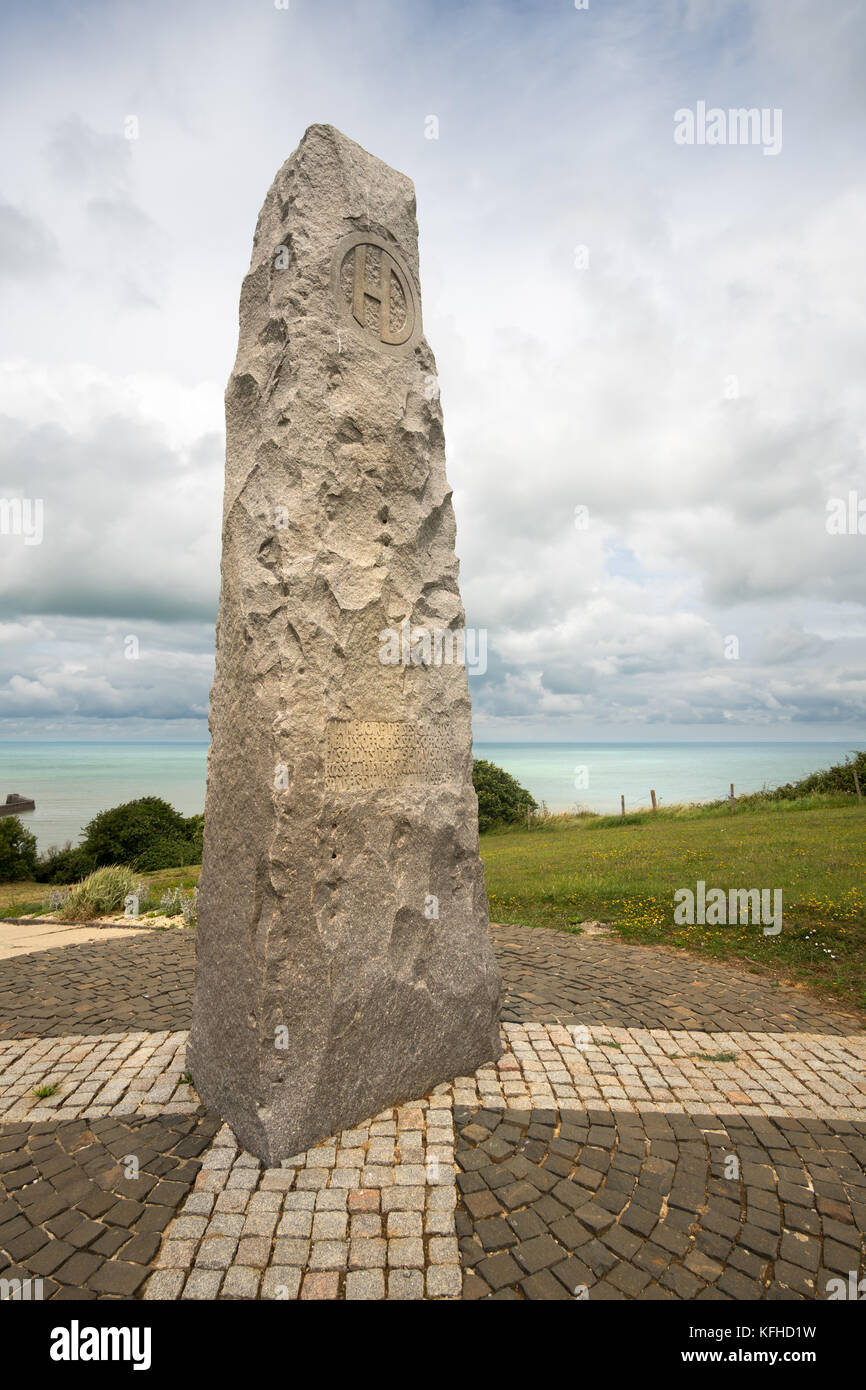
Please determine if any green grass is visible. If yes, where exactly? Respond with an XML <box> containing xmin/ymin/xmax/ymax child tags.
<box><xmin>3</xmin><ymin>793</ymin><xmax>864</xmax><ymax>1013</ymax></box>
<box><xmin>480</xmin><ymin>797</ymin><xmax>866</xmax><ymax>1012</ymax></box>
<box><xmin>0</xmin><ymin>880</ymin><xmax>46</xmax><ymax>918</ymax></box>
<box><xmin>64</xmin><ymin>865</ymin><xmax>138</xmax><ymax>920</ymax></box>
<box><xmin>0</xmin><ymin>863</ymin><xmax>202</xmax><ymax>921</ymax></box>
<box><xmin>139</xmin><ymin>865</ymin><xmax>201</xmax><ymax>894</ymax></box>
<box><xmin>33</xmin><ymin>1083</ymin><xmax>59</xmax><ymax>1099</ymax></box>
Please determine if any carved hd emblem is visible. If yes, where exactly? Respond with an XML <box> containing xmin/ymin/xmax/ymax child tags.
<box><xmin>332</xmin><ymin>232</ymin><xmax>421</xmax><ymax>352</ymax></box>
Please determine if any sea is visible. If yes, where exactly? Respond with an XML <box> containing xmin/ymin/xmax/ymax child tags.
<box><xmin>0</xmin><ymin>740</ymin><xmax>859</xmax><ymax>853</ymax></box>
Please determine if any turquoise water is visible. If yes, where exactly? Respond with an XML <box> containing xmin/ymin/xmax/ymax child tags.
<box><xmin>475</xmin><ymin>742</ymin><xmax>859</xmax><ymax>818</ymax></box>
<box><xmin>0</xmin><ymin>740</ymin><xmax>857</xmax><ymax>851</ymax></box>
<box><xmin>0</xmin><ymin>743</ymin><xmax>209</xmax><ymax>852</ymax></box>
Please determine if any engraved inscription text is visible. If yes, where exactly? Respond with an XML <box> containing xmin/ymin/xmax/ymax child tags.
<box><xmin>325</xmin><ymin>720</ymin><xmax>451</xmax><ymax>791</ymax></box>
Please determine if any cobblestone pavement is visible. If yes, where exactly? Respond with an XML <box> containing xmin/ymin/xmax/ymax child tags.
<box><xmin>5</xmin><ymin>1022</ymin><xmax>865</xmax><ymax>1129</ymax></box>
<box><xmin>0</xmin><ymin>932</ymin><xmax>193</xmax><ymax>1041</ymax></box>
<box><xmin>455</xmin><ymin>1105</ymin><xmax>866</xmax><ymax>1301</ymax></box>
<box><xmin>0</xmin><ymin>1110</ymin><xmax>219</xmax><ymax>1299</ymax></box>
<box><xmin>0</xmin><ymin>1031</ymin><xmax>195</xmax><ymax>1124</ymax></box>
<box><xmin>495</xmin><ymin>925</ymin><xmax>866</xmax><ymax>1034</ymax></box>
<box><xmin>143</xmin><ymin>1104</ymin><xmax>461</xmax><ymax>1302</ymax></box>
<box><xmin>1</xmin><ymin>923</ymin><xmax>865</xmax><ymax>1299</ymax></box>
<box><xmin>3</xmin><ymin>923</ymin><xmax>861</xmax><ymax>1043</ymax></box>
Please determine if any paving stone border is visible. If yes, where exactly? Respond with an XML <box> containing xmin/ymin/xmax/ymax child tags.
<box><xmin>143</xmin><ymin>1102</ymin><xmax>461</xmax><ymax>1301</ymax></box>
<box><xmin>0</xmin><ymin>917</ymin><xmax>148</xmax><ymax>929</ymax></box>
<box><xmin>474</xmin><ymin>1023</ymin><xmax>866</xmax><ymax>1121</ymax></box>
<box><xmin>0</xmin><ymin>1031</ymin><xmax>194</xmax><ymax>1124</ymax></box>
<box><xmin>5</xmin><ymin>1021</ymin><xmax>865</xmax><ymax>1130</ymax></box>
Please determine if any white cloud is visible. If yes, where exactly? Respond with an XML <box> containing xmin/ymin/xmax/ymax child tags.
<box><xmin>0</xmin><ymin>0</ymin><xmax>863</xmax><ymax>740</ymax></box>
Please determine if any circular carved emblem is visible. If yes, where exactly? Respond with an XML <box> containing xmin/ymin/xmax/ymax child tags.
<box><xmin>331</xmin><ymin>232</ymin><xmax>421</xmax><ymax>352</ymax></box>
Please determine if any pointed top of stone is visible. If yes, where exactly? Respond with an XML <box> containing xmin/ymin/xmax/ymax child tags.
<box><xmin>249</xmin><ymin>124</ymin><xmax>420</xmax><ymax>291</ymax></box>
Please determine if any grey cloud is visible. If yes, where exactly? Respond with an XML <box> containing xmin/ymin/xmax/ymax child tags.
<box><xmin>0</xmin><ymin>202</ymin><xmax>58</xmax><ymax>280</ymax></box>
<box><xmin>0</xmin><ymin>617</ymin><xmax>214</xmax><ymax>721</ymax></box>
<box><xmin>0</xmin><ymin>412</ymin><xmax>222</xmax><ymax>623</ymax></box>
<box><xmin>47</xmin><ymin>114</ymin><xmax>132</xmax><ymax>195</ymax></box>
<box><xmin>0</xmin><ymin>0</ymin><xmax>864</xmax><ymax>739</ymax></box>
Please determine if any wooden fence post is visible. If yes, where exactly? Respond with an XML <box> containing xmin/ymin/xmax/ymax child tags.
<box><xmin>650</xmin><ymin>789</ymin><xmax>657</xmax><ymax>812</ymax></box>
<box><xmin>729</xmin><ymin>782</ymin><xmax>735</xmax><ymax>813</ymax></box>
<box><xmin>854</xmin><ymin>769</ymin><xmax>863</xmax><ymax>803</ymax></box>
<box><xmin>621</xmin><ymin>795</ymin><xmax>625</xmax><ymax>819</ymax></box>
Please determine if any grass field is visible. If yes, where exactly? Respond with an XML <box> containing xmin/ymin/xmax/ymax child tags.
<box><xmin>3</xmin><ymin>794</ymin><xmax>864</xmax><ymax>1011</ymax></box>
<box><xmin>482</xmin><ymin>796</ymin><xmax>866</xmax><ymax>1010</ymax></box>
<box><xmin>0</xmin><ymin>864</ymin><xmax>199</xmax><ymax>920</ymax></box>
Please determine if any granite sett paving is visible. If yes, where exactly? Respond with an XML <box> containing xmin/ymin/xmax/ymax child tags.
<box><xmin>0</xmin><ymin>1108</ymin><xmax>219</xmax><ymax>1299</ymax></box>
<box><xmin>0</xmin><ymin>932</ymin><xmax>193</xmax><ymax>1041</ymax></box>
<box><xmin>2</xmin><ymin>920</ymin><xmax>865</xmax><ymax>1300</ymax></box>
<box><xmin>454</xmin><ymin>1103</ymin><xmax>866</xmax><ymax>1302</ymax></box>
<box><xmin>1</xmin><ymin>922</ymin><xmax>861</xmax><ymax>1044</ymax></box>
<box><xmin>495</xmin><ymin>924</ymin><xmax>866</xmax><ymax>1035</ymax></box>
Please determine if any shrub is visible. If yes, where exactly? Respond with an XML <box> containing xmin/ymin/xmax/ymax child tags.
<box><xmin>584</xmin><ymin>812</ymin><xmax>647</xmax><ymax>830</ymax></box>
<box><xmin>766</xmin><ymin>749</ymin><xmax>866</xmax><ymax>800</ymax></box>
<box><xmin>135</xmin><ymin>836</ymin><xmax>200</xmax><ymax>871</ymax></box>
<box><xmin>81</xmin><ymin>797</ymin><xmax>190</xmax><ymax>867</ymax></box>
<box><xmin>0</xmin><ymin>817</ymin><xmax>38</xmax><ymax>881</ymax></box>
<box><xmin>64</xmin><ymin>865</ymin><xmax>139</xmax><ymax>920</ymax></box>
<box><xmin>473</xmin><ymin>759</ymin><xmax>537</xmax><ymax>833</ymax></box>
<box><xmin>45</xmin><ymin>887</ymin><xmax>72</xmax><ymax>913</ymax></box>
<box><xmin>34</xmin><ymin>842</ymin><xmax>95</xmax><ymax>884</ymax></box>
<box><xmin>182</xmin><ymin>814</ymin><xmax>204</xmax><ymax>859</ymax></box>
<box><xmin>156</xmin><ymin>885</ymin><xmax>198</xmax><ymax>926</ymax></box>
<box><xmin>33</xmin><ymin>801</ymin><xmax>202</xmax><ymax>882</ymax></box>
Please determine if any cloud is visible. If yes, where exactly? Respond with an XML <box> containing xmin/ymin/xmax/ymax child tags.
<box><xmin>0</xmin><ymin>202</ymin><xmax>58</xmax><ymax>280</ymax></box>
<box><xmin>0</xmin><ymin>364</ymin><xmax>223</xmax><ymax>622</ymax></box>
<box><xmin>46</xmin><ymin>114</ymin><xmax>133</xmax><ymax>196</ymax></box>
<box><xmin>0</xmin><ymin>616</ymin><xmax>214</xmax><ymax>722</ymax></box>
<box><xmin>0</xmin><ymin>0</ymin><xmax>864</xmax><ymax>741</ymax></box>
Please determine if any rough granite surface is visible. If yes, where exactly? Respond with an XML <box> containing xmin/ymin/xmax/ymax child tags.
<box><xmin>188</xmin><ymin>124</ymin><xmax>501</xmax><ymax>1164</ymax></box>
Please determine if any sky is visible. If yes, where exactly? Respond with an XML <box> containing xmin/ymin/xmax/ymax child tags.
<box><xmin>1</xmin><ymin>0</ymin><xmax>864</xmax><ymax>743</ymax></box>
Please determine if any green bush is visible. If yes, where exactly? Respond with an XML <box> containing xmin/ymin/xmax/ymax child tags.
<box><xmin>34</xmin><ymin>842</ymin><xmax>95</xmax><ymax>884</ymax></box>
<box><xmin>64</xmin><ymin>865</ymin><xmax>139</xmax><ymax>920</ymax></box>
<box><xmin>0</xmin><ymin>817</ymin><xmax>38</xmax><ymax>881</ymax></box>
<box><xmin>473</xmin><ymin>759</ymin><xmax>537</xmax><ymax>834</ymax></box>
<box><xmin>33</xmin><ymin>799</ymin><xmax>203</xmax><ymax>884</ymax></box>
<box><xmin>154</xmin><ymin>885</ymin><xmax>198</xmax><ymax>926</ymax></box>
<box><xmin>700</xmin><ymin>749</ymin><xmax>866</xmax><ymax>812</ymax></box>
<box><xmin>766</xmin><ymin>749</ymin><xmax>866</xmax><ymax>800</ymax></box>
<box><xmin>81</xmin><ymin>797</ymin><xmax>192</xmax><ymax>867</ymax></box>
<box><xmin>181</xmin><ymin>813</ymin><xmax>204</xmax><ymax>859</ymax></box>
<box><xmin>135</xmin><ymin>836</ymin><xmax>200</xmax><ymax>871</ymax></box>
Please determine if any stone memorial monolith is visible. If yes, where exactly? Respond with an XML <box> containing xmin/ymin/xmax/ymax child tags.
<box><xmin>188</xmin><ymin>124</ymin><xmax>502</xmax><ymax>1164</ymax></box>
